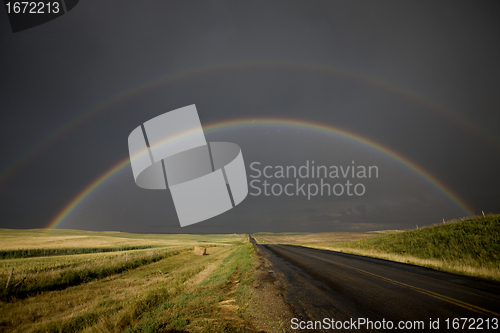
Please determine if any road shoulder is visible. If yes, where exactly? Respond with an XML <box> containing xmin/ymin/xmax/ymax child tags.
<box><xmin>247</xmin><ymin>245</ymin><xmax>296</xmax><ymax>333</ymax></box>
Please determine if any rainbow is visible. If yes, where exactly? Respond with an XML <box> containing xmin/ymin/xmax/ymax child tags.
<box><xmin>2</xmin><ymin>61</ymin><xmax>499</xmax><ymax>189</ymax></box>
<box><xmin>46</xmin><ymin>118</ymin><xmax>474</xmax><ymax>230</ymax></box>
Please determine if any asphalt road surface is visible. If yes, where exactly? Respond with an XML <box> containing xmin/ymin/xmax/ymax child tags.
<box><xmin>250</xmin><ymin>237</ymin><xmax>500</xmax><ymax>332</ymax></box>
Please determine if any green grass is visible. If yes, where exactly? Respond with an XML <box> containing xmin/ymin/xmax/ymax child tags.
<box><xmin>31</xmin><ymin>312</ymin><xmax>99</xmax><ymax>333</ymax></box>
<box><xmin>337</xmin><ymin>215</ymin><xmax>499</xmax><ymax>261</ymax></box>
<box><xmin>310</xmin><ymin>214</ymin><xmax>500</xmax><ymax>280</ymax></box>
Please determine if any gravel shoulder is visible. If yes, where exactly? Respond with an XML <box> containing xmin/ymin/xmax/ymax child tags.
<box><xmin>247</xmin><ymin>240</ymin><xmax>297</xmax><ymax>333</ymax></box>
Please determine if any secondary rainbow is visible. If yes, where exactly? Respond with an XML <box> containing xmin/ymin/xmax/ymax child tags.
<box><xmin>46</xmin><ymin>118</ymin><xmax>474</xmax><ymax>230</ymax></box>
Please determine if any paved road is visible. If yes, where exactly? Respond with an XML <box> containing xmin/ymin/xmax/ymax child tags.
<box><xmin>251</xmin><ymin>237</ymin><xmax>500</xmax><ymax>332</ymax></box>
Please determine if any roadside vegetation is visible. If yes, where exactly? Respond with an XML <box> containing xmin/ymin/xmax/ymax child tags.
<box><xmin>0</xmin><ymin>230</ymin><xmax>255</xmax><ymax>332</ymax></box>
<box><xmin>301</xmin><ymin>214</ymin><xmax>500</xmax><ymax>281</ymax></box>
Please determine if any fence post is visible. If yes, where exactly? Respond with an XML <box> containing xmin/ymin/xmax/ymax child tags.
<box><xmin>5</xmin><ymin>268</ymin><xmax>13</xmax><ymax>290</ymax></box>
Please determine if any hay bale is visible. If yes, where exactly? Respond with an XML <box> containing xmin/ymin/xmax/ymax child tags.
<box><xmin>193</xmin><ymin>246</ymin><xmax>206</xmax><ymax>256</ymax></box>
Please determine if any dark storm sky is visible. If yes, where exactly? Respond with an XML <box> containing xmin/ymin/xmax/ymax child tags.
<box><xmin>1</xmin><ymin>0</ymin><xmax>499</xmax><ymax>233</ymax></box>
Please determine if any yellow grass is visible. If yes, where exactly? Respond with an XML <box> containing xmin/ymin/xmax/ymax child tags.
<box><xmin>0</xmin><ymin>230</ymin><xmax>256</xmax><ymax>332</ymax></box>
<box><xmin>0</xmin><ymin>229</ymin><xmax>245</xmax><ymax>250</ymax></box>
<box><xmin>0</xmin><ymin>247</ymin><xmax>235</xmax><ymax>332</ymax></box>
<box><xmin>0</xmin><ymin>229</ymin><xmax>244</xmax><ymax>284</ymax></box>
<box><xmin>0</xmin><ymin>247</ymin><xmax>173</xmax><ymax>284</ymax></box>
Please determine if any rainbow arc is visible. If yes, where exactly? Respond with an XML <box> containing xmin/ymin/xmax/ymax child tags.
<box><xmin>46</xmin><ymin>118</ymin><xmax>474</xmax><ymax>231</ymax></box>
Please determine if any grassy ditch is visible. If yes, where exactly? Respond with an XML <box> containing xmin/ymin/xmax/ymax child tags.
<box><xmin>305</xmin><ymin>214</ymin><xmax>500</xmax><ymax>280</ymax></box>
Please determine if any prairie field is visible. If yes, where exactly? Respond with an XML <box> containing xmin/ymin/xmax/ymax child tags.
<box><xmin>2</xmin><ymin>216</ymin><xmax>498</xmax><ymax>332</ymax></box>
<box><xmin>0</xmin><ymin>229</ymin><xmax>243</xmax><ymax>258</ymax></box>
<box><xmin>0</xmin><ymin>230</ymin><xmax>255</xmax><ymax>333</ymax></box>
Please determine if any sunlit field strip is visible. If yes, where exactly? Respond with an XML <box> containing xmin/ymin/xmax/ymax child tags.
<box><xmin>0</xmin><ymin>229</ymin><xmax>245</xmax><ymax>250</ymax></box>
